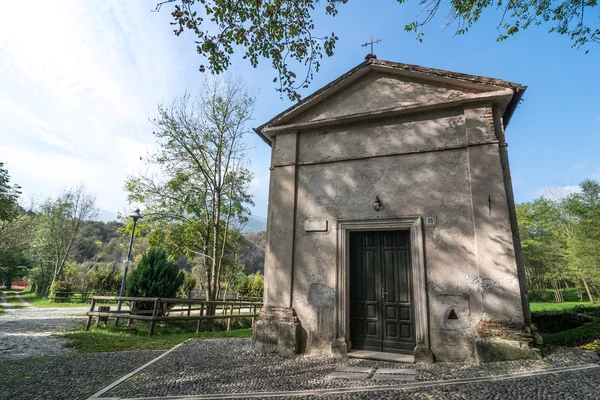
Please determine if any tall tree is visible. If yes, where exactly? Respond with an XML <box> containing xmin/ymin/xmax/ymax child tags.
<box><xmin>565</xmin><ymin>179</ymin><xmax>600</xmax><ymax>302</ymax></box>
<box><xmin>34</xmin><ymin>186</ymin><xmax>98</xmax><ymax>294</ymax></box>
<box><xmin>126</xmin><ymin>77</ymin><xmax>254</xmax><ymax>326</ymax></box>
<box><xmin>0</xmin><ymin>211</ymin><xmax>34</xmax><ymax>288</ymax></box>
<box><xmin>156</xmin><ymin>0</ymin><xmax>598</xmax><ymax>101</ymax></box>
<box><xmin>517</xmin><ymin>180</ymin><xmax>600</xmax><ymax>304</ymax></box>
<box><xmin>0</xmin><ymin>163</ymin><xmax>27</xmax><ymax>288</ymax></box>
<box><xmin>0</xmin><ymin>162</ymin><xmax>21</xmax><ymax>222</ymax></box>
<box><xmin>517</xmin><ymin>198</ymin><xmax>570</xmax><ymax>301</ymax></box>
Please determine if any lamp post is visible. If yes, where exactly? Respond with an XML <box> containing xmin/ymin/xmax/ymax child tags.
<box><xmin>115</xmin><ymin>208</ymin><xmax>142</xmax><ymax>326</ymax></box>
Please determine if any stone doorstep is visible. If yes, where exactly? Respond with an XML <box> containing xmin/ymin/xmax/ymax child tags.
<box><xmin>347</xmin><ymin>350</ymin><xmax>415</xmax><ymax>363</ymax></box>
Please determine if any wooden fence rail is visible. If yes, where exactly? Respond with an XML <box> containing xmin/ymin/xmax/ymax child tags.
<box><xmin>50</xmin><ymin>291</ymin><xmax>95</xmax><ymax>303</ymax></box>
<box><xmin>85</xmin><ymin>296</ymin><xmax>263</xmax><ymax>336</ymax></box>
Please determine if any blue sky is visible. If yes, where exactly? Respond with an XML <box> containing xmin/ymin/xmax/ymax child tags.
<box><xmin>0</xmin><ymin>1</ymin><xmax>598</xmax><ymax>219</ymax></box>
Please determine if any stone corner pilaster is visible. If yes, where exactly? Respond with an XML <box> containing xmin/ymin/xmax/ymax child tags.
<box><xmin>473</xmin><ymin>319</ymin><xmax>541</xmax><ymax>363</ymax></box>
<box><xmin>252</xmin><ymin>305</ymin><xmax>300</xmax><ymax>356</ymax></box>
<box><xmin>414</xmin><ymin>345</ymin><xmax>435</xmax><ymax>364</ymax></box>
<box><xmin>330</xmin><ymin>337</ymin><xmax>349</xmax><ymax>357</ymax></box>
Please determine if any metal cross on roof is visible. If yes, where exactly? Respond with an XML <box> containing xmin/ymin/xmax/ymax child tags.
<box><xmin>362</xmin><ymin>36</ymin><xmax>382</xmax><ymax>55</ymax></box>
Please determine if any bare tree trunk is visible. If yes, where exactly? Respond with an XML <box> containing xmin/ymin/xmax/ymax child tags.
<box><xmin>582</xmin><ymin>278</ymin><xmax>595</xmax><ymax>303</ymax></box>
<box><xmin>562</xmin><ymin>279</ymin><xmax>569</xmax><ymax>300</ymax></box>
<box><xmin>553</xmin><ymin>281</ymin><xmax>563</xmax><ymax>302</ymax></box>
<box><xmin>575</xmin><ymin>280</ymin><xmax>584</xmax><ymax>302</ymax></box>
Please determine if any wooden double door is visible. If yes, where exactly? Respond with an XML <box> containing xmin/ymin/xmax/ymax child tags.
<box><xmin>349</xmin><ymin>230</ymin><xmax>415</xmax><ymax>354</ymax></box>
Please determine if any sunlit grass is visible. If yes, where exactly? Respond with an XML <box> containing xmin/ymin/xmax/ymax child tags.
<box><xmin>17</xmin><ymin>289</ymin><xmax>92</xmax><ymax>308</ymax></box>
<box><xmin>531</xmin><ymin>297</ymin><xmax>600</xmax><ymax>352</ymax></box>
<box><xmin>530</xmin><ymin>301</ymin><xmax>596</xmax><ymax>313</ymax></box>
<box><xmin>542</xmin><ymin>321</ymin><xmax>600</xmax><ymax>352</ymax></box>
<box><xmin>58</xmin><ymin>321</ymin><xmax>252</xmax><ymax>353</ymax></box>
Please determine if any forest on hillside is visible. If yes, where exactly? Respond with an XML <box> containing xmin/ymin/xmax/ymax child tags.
<box><xmin>0</xmin><ymin>173</ymin><xmax>266</xmax><ymax>299</ymax></box>
<box><xmin>518</xmin><ymin>179</ymin><xmax>600</xmax><ymax>303</ymax></box>
<box><xmin>0</xmin><ymin>197</ymin><xmax>266</xmax><ymax>297</ymax></box>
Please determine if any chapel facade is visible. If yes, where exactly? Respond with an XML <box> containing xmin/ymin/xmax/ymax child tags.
<box><xmin>252</xmin><ymin>57</ymin><xmax>537</xmax><ymax>363</ymax></box>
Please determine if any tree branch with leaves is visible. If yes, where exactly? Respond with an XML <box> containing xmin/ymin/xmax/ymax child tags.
<box><xmin>155</xmin><ymin>0</ymin><xmax>598</xmax><ymax>101</ymax></box>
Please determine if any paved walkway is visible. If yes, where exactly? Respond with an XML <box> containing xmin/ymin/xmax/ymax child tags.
<box><xmin>96</xmin><ymin>338</ymin><xmax>600</xmax><ymax>400</ymax></box>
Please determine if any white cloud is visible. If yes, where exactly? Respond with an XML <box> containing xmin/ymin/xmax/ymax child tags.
<box><xmin>0</xmin><ymin>0</ymin><xmax>272</xmax><ymax>218</ymax></box>
<box><xmin>0</xmin><ymin>1</ymin><xmax>188</xmax><ymax>212</ymax></box>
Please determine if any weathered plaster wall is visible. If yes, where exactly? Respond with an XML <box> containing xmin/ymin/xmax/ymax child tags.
<box><xmin>264</xmin><ymin>134</ymin><xmax>297</xmax><ymax>308</ymax></box>
<box><xmin>294</xmin><ymin>72</ymin><xmax>485</xmax><ymax>124</ymax></box>
<box><xmin>265</xmin><ymin>105</ymin><xmax>525</xmax><ymax>361</ymax></box>
<box><xmin>296</xmin><ymin>109</ymin><xmax>465</xmax><ymax>165</ymax></box>
<box><xmin>293</xmin><ymin>147</ymin><xmax>482</xmax><ymax>360</ymax></box>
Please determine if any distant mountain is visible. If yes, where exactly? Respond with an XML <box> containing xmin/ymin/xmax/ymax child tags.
<box><xmin>95</xmin><ymin>208</ymin><xmax>118</xmax><ymax>223</ymax></box>
<box><xmin>93</xmin><ymin>208</ymin><xmax>267</xmax><ymax>232</ymax></box>
<box><xmin>243</xmin><ymin>215</ymin><xmax>267</xmax><ymax>233</ymax></box>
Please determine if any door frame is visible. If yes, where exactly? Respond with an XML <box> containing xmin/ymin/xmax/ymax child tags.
<box><xmin>332</xmin><ymin>217</ymin><xmax>433</xmax><ymax>363</ymax></box>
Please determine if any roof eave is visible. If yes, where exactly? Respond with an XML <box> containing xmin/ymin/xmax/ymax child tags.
<box><xmin>502</xmin><ymin>86</ymin><xmax>527</xmax><ymax>129</ymax></box>
<box><xmin>253</xmin><ymin>59</ymin><xmax>527</xmax><ymax>145</ymax></box>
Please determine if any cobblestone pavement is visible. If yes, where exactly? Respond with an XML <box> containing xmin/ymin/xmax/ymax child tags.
<box><xmin>103</xmin><ymin>338</ymin><xmax>600</xmax><ymax>399</ymax></box>
<box><xmin>0</xmin><ymin>296</ymin><xmax>89</xmax><ymax>359</ymax></box>
<box><xmin>241</xmin><ymin>367</ymin><xmax>600</xmax><ymax>400</ymax></box>
<box><xmin>0</xmin><ymin>350</ymin><xmax>163</xmax><ymax>400</ymax></box>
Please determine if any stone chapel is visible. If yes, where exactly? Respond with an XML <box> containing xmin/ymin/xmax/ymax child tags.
<box><xmin>252</xmin><ymin>56</ymin><xmax>537</xmax><ymax>363</ymax></box>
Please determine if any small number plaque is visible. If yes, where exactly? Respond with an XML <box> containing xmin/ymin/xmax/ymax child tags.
<box><xmin>425</xmin><ymin>216</ymin><xmax>436</xmax><ymax>226</ymax></box>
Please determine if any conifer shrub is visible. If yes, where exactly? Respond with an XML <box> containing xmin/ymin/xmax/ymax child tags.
<box><xmin>126</xmin><ymin>247</ymin><xmax>184</xmax><ymax>309</ymax></box>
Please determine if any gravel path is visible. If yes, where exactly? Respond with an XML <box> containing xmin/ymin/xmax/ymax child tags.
<box><xmin>105</xmin><ymin>338</ymin><xmax>600</xmax><ymax>399</ymax></box>
<box><xmin>0</xmin><ymin>298</ymin><xmax>89</xmax><ymax>359</ymax></box>
<box><xmin>0</xmin><ymin>294</ymin><xmax>161</xmax><ymax>400</ymax></box>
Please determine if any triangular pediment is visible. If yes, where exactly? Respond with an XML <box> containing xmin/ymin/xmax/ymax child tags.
<box><xmin>255</xmin><ymin>59</ymin><xmax>525</xmax><ymax>144</ymax></box>
<box><xmin>290</xmin><ymin>71</ymin><xmax>486</xmax><ymax>125</ymax></box>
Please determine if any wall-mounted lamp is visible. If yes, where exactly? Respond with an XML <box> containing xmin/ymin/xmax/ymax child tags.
<box><xmin>373</xmin><ymin>196</ymin><xmax>383</xmax><ymax>212</ymax></box>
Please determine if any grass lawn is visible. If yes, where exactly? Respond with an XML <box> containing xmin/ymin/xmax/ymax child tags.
<box><xmin>59</xmin><ymin>322</ymin><xmax>253</xmax><ymax>353</ymax></box>
<box><xmin>530</xmin><ymin>301</ymin><xmax>596</xmax><ymax>313</ymax></box>
<box><xmin>530</xmin><ymin>295</ymin><xmax>600</xmax><ymax>352</ymax></box>
<box><xmin>17</xmin><ymin>289</ymin><xmax>93</xmax><ymax>308</ymax></box>
<box><xmin>542</xmin><ymin>321</ymin><xmax>600</xmax><ymax>351</ymax></box>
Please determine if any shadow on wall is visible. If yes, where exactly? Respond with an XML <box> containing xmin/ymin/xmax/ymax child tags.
<box><xmin>264</xmin><ymin>104</ymin><xmax>527</xmax><ymax>358</ymax></box>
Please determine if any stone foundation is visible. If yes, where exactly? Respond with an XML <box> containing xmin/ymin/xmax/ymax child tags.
<box><xmin>330</xmin><ymin>337</ymin><xmax>348</xmax><ymax>357</ymax></box>
<box><xmin>414</xmin><ymin>345</ymin><xmax>435</xmax><ymax>364</ymax></box>
<box><xmin>474</xmin><ymin>320</ymin><xmax>541</xmax><ymax>363</ymax></box>
<box><xmin>252</xmin><ymin>305</ymin><xmax>300</xmax><ymax>355</ymax></box>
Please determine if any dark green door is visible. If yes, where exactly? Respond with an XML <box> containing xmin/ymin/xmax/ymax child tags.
<box><xmin>349</xmin><ymin>230</ymin><xmax>415</xmax><ymax>354</ymax></box>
